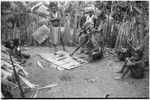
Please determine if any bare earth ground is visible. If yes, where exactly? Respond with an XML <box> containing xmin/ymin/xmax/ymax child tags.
<box><xmin>13</xmin><ymin>46</ymin><xmax>149</xmax><ymax>98</ymax></box>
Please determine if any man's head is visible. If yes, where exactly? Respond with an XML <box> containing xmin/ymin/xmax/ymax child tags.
<box><xmin>133</xmin><ymin>50</ymin><xmax>143</xmax><ymax>61</ymax></box>
<box><xmin>79</xmin><ymin>29</ymin><xmax>87</xmax><ymax>36</ymax></box>
<box><xmin>13</xmin><ymin>38</ymin><xmax>20</xmax><ymax>48</ymax></box>
<box><xmin>88</xmin><ymin>11</ymin><xmax>93</xmax><ymax>17</ymax></box>
<box><xmin>49</xmin><ymin>2</ymin><xmax>58</xmax><ymax>13</ymax></box>
<box><xmin>79</xmin><ymin>30</ymin><xmax>89</xmax><ymax>44</ymax></box>
<box><xmin>127</xmin><ymin>37</ymin><xmax>132</xmax><ymax>46</ymax></box>
<box><xmin>4</xmin><ymin>40</ymin><xmax>14</xmax><ymax>49</ymax></box>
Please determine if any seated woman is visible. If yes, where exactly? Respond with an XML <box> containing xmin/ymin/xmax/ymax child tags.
<box><xmin>115</xmin><ymin>50</ymin><xmax>146</xmax><ymax>80</ymax></box>
<box><xmin>70</xmin><ymin>29</ymin><xmax>102</xmax><ymax>62</ymax></box>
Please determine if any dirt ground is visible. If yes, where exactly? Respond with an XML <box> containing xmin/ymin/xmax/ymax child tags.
<box><xmin>13</xmin><ymin>46</ymin><xmax>149</xmax><ymax>98</ymax></box>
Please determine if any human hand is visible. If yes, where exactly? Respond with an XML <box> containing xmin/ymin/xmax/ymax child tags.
<box><xmin>125</xmin><ymin>57</ymin><xmax>129</xmax><ymax>61</ymax></box>
<box><xmin>127</xmin><ymin>60</ymin><xmax>132</xmax><ymax>66</ymax></box>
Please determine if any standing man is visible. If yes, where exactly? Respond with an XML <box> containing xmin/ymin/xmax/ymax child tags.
<box><xmin>48</xmin><ymin>2</ymin><xmax>67</xmax><ymax>51</ymax></box>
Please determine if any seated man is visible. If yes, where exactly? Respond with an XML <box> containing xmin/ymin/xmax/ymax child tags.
<box><xmin>115</xmin><ymin>50</ymin><xmax>147</xmax><ymax>80</ymax></box>
<box><xmin>115</xmin><ymin>40</ymin><xmax>135</xmax><ymax>61</ymax></box>
<box><xmin>4</xmin><ymin>38</ymin><xmax>30</xmax><ymax>61</ymax></box>
<box><xmin>13</xmin><ymin>38</ymin><xmax>30</xmax><ymax>59</ymax></box>
<box><xmin>70</xmin><ymin>29</ymin><xmax>102</xmax><ymax>62</ymax></box>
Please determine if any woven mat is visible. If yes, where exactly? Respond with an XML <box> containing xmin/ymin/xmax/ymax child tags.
<box><xmin>39</xmin><ymin>51</ymin><xmax>87</xmax><ymax>70</ymax></box>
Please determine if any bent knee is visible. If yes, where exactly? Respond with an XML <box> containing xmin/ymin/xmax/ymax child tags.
<box><xmin>92</xmin><ymin>50</ymin><xmax>101</xmax><ymax>55</ymax></box>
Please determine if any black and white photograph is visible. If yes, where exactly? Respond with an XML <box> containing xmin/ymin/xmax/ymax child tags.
<box><xmin>1</xmin><ymin>1</ymin><xmax>149</xmax><ymax>99</ymax></box>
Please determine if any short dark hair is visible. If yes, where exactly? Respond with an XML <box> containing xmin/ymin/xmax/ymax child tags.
<box><xmin>49</xmin><ymin>2</ymin><xmax>58</xmax><ymax>8</ymax></box>
<box><xmin>4</xmin><ymin>40</ymin><xmax>14</xmax><ymax>49</ymax></box>
<box><xmin>135</xmin><ymin>49</ymin><xmax>143</xmax><ymax>58</ymax></box>
<box><xmin>13</xmin><ymin>38</ymin><xmax>20</xmax><ymax>47</ymax></box>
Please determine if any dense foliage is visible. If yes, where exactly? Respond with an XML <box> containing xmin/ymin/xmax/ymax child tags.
<box><xmin>1</xmin><ymin>1</ymin><xmax>149</xmax><ymax>48</ymax></box>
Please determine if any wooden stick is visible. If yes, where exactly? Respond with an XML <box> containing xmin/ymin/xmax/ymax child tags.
<box><xmin>38</xmin><ymin>84</ymin><xmax>58</xmax><ymax>90</ymax></box>
<box><xmin>33</xmin><ymin>89</ymin><xmax>39</xmax><ymax>98</ymax></box>
<box><xmin>12</xmin><ymin>83</ymin><xmax>24</xmax><ymax>90</ymax></box>
<box><xmin>9</xmin><ymin>52</ymin><xmax>25</xmax><ymax>98</ymax></box>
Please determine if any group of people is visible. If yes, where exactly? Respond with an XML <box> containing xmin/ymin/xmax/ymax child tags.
<box><xmin>53</xmin><ymin>7</ymin><xmax>149</xmax><ymax>81</ymax></box>
<box><xmin>115</xmin><ymin>48</ymin><xmax>147</xmax><ymax>80</ymax></box>
<box><xmin>114</xmin><ymin>38</ymin><xmax>148</xmax><ymax>80</ymax></box>
<box><xmin>49</xmin><ymin>2</ymin><xmax>103</xmax><ymax>62</ymax></box>
<box><xmin>4</xmin><ymin>15</ymin><xmax>148</xmax><ymax>81</ymax></box>
<box><xmin>3</xmin><ymin>2</ymin><xmax>148</xmax><ymax>81</ymax></box>
<box><xmin>48</xmin><ymin>2</ymin><xmax>148</xmax><ymax>81</ymax></box>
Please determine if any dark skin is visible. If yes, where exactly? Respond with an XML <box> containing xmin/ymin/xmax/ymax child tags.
<box><xmin>70</xmin><ymin>33</ymin><xmax>87</xmax><ymax>56</ymax></box>
<box><xmin>5</xmin><ymin>40</ymin><xmax>14</xmax><ymax>50</ymax></box>
<box><xmin>70</xmin><ymin>20</ymin><xmax>101</xmax><ymax>57</ymax></box>
<box><xmin>49</xmin><ymin>6</ymin><xmax>67</xmax><ymax>51</ymax></box>
<box><xmin>115</xmin><ymin>52</ymin><xmax>145</xmax><ymax>80</ymax></box>
<box><xmin>70</xmin><ymin>31</ymin><xmax>100</xmax><ymax>58</ymax></box>
<box><xmin>4</xmin><ymin>39</ymin><xmax>24</xmax><ymax>59</ymax></box>
<box><xmin>116</xmin><ymin>41</ymin><xmax>136</xmax><ymax>61</ymax></box>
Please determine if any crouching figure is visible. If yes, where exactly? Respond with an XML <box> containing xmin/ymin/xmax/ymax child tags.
<box><xmin>115</xmin><ymin>50</ymin><xmax>147</xmax><ymax>80</ymax></box>
<box><xmin>70</xmin><ymin>29</ymin><xmax>103</xmax><ymax>62</ymax></box>
<box><xmin>4</xmin><ymin>38</ymin><xmax>30</xmax><ymax>62</ymax></box>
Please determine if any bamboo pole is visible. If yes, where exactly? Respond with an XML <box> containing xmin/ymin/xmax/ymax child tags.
<box><xmin>58</xmin><ymin>11</ymin><xmax>61</xmax><ymax>44</ymax></box>
<box><xmin>139</xmin><ymin>33</ymin><xmax>148</xmax><ymax>50</ymax></box>
<box><xmin>67</xmin><ymin>13</ymin><xmax>72</xmax><ymax>44</ymax></box>
<box><xmin>115</xmin><ymin>23</ymin><xmax>122</xmax><ymax>49</ymax></box>
<box><xmin>9</xmin><ymin>52</ymin><xmax>25</xmax><ymax>98</ymax></box>
<box><xmin>63</xmin><ymin>9</ymin><xmax>68</xmax><ymax>43</ymax></box>
<box><xmin>73</xmin><ymin>10</ymin><xmax>78</xmax><ymax>42</ymax></box>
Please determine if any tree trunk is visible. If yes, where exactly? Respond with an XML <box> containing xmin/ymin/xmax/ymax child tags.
<box><xmin>139</xmin><ymin>33</ymin><xmax>148</xmax><ymax>50</ymax></box>
<box><xmin>115</xmin><ymin>22</ymin><xmax>124</xmax><ymax>49</ymax></box>
<box><xmin>73</xmin><ymin>11</ymin><xmax>78</xmax><ymax>42</ymax></box>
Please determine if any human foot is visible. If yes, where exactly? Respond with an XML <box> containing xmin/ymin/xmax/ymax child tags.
<box><xmin>114</xmin><ymin>76</ymin><xmax>124</xmax><ymax>81</ymax></box>
<box><xmin>116</xmin><ymin>70</ymin><xmax>123</xmax><ymax>73</ymax></box>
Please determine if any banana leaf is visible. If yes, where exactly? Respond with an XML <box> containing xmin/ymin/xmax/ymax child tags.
<box><xmin>1</xmin><ymin>69</ymin><xmax>13</xmax><ymax>79</ymax></box>
<box><xmin>2</xmin><ymin>79</ymin><xmax>17</xmax><ymax>87</ymax></box>
<box><xmin>19</xmin><ymin>75</ymin><xmax>36</xmax><ymax>89</ymax></box>
<box><xmin>2</xmin><ymin>60</ymin><xmax>28</xmax><ymax>77</ymax></box>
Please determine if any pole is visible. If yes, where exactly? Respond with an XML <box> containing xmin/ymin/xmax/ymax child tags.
<box><xmin>9</xmin><ymin>52</ymin><xmax>25</xmax><ymax>98</ymax></box>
